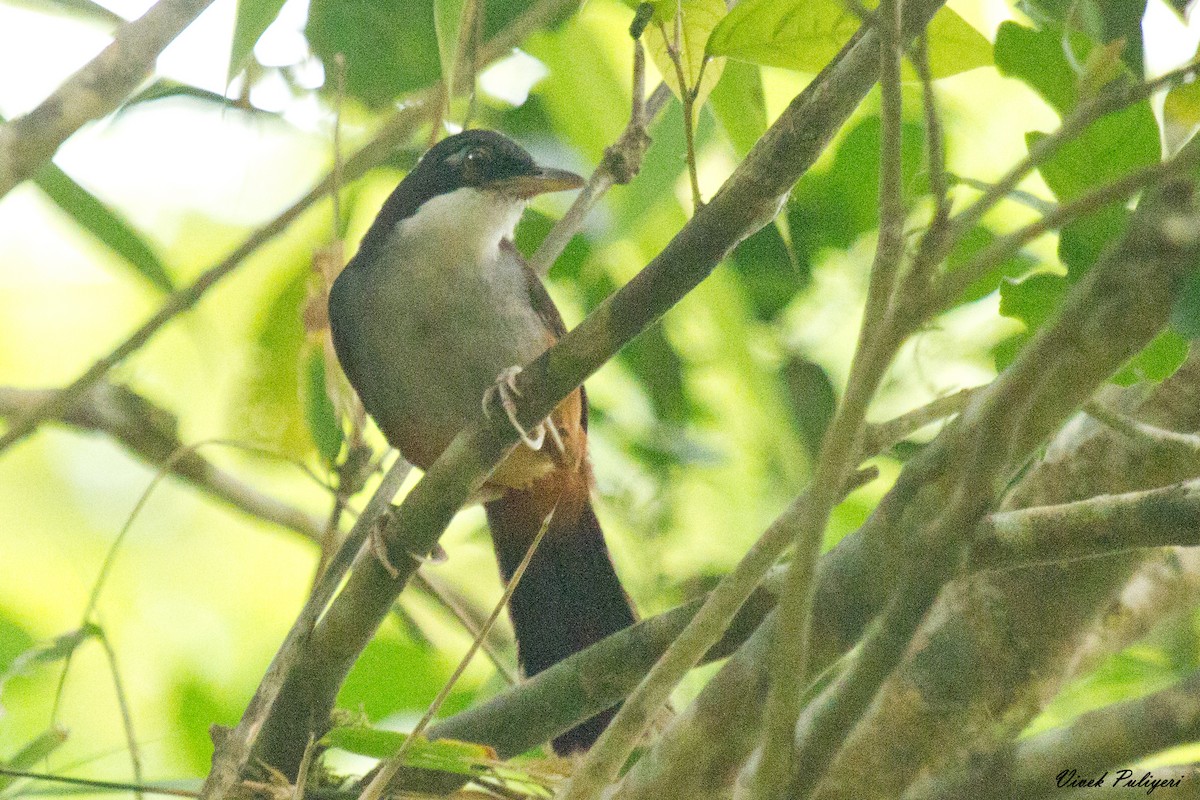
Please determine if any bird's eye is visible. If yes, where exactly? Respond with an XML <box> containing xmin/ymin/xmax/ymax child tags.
<box><xmin>465</xmin><ymin>147</ymin><xmax>486</xmax><ymax>164</ymax></box>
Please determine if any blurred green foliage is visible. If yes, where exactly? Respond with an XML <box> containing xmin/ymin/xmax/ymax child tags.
<box><xmin>0</xmin><ymin>0</ymin><xmax>1196</xmax><ymax>793</ymax></box>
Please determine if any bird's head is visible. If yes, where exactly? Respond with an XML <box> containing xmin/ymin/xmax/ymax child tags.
<box><xmin>416</xmin><ymin>129</ymin><xmax>585</xmax><ymax>199</ymax></box>
<box><xmin>353</xmin><ymin>130</ymin><xmax>584</xmax><ymax>265</ymax></box>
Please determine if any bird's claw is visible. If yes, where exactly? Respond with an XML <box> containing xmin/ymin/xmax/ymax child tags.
<box><xmin>483</xmin><ymin>365</ymin><xmax>551</xmax><ymax>451</ymax></box>
<box><xmin>370</xmin><ymin>505</ymin><xmax>449</xmax><ymax>578</ymax></box>
<box><xmin>370</xmin><ymin>506</ymin><xmax>401</xmax><ymax>579</ymax></box>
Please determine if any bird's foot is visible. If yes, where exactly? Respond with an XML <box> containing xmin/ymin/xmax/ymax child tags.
<box><xmin>370</xmin><ymin>504</ymin><xmax>448</xmax><ymax>579</ymax></box>
<box><xmin>369</xmin><ymin>505</ymin><xmax>402</xmax><ymax>579</ymax></box>
<box><xmin>483</xmin><ymin>365</ymin><xmax>550</xmax><ymax>451</ymax></box>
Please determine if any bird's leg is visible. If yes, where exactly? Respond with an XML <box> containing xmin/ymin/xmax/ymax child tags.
<box><xmin>370</xmin><ymin>504</ymin><xmax>402</xmax><ymax>579</ymax></box>
<box><xmin>545</xmin><ymin>421</ymin><xmax>566</xmax><ymax>455</ymax></box>
<box><xmin>369</xmin><ymin>504</ymin><xmax>448</xmax><ymax>579</ymax></box>
<box><xmin>483</xmin><ymin>365</ymin><xmax>546</xmax><ymax>451</ymax></box>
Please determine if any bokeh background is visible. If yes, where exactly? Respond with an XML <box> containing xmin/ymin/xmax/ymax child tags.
<box><xmin>2</xmin><ymin>0</ymin><xmax>1199</xmax><ymax>790</ymax></box>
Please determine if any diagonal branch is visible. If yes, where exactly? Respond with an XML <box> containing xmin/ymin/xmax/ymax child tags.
<box><xmin>904</xmin><ymin>668</ymin><xmax>1200</xmax><ymax>800</ymax></box>
<box><xmin>0</xmin><ymin>0</ymin><xmax>216</xmax><ymax>200</ymax></box>
<box><xmin>754</xmin><ymin>0</ymin><xmax>917</xmax><ymax>794</ymax></box>
<box><xmin>787</xmin><ymin>148</ymin><xmax>1200</xmax><ymax>800</ymax></box>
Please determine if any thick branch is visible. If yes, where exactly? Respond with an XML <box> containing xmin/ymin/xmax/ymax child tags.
<box><xmin>791</xmin><ymin>157</ymin><xmax>1200</xmax><ymax>799</ymax></box>
<box><xmin>973</xmin><ymin>478</ymin><xmax>1200</xmax><ymax>569</ymax></box>
<box><xmin>904</xmin><ymin>668</ymin><xmax>1200</xmax><ymax>800</ymax></box>
<box><xmin>390</xmin><ymin>436</ymin><xmax>1200</xmax><ymax>795</ymax></box>
<box><xmin>0</xmin><ymin>0</ymin><xmax>215</xmax><ymax>200</ymax></box>
<box><xmin>803</xmin><ymin>359</ymin><xmax>1200</xmax><ymax>794</ymax></box>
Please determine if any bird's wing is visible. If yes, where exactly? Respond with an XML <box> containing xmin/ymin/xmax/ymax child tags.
<box><xmin>508</xmin><ymin>241</ymin><xmax>588</xmax><ymax>431</ymax></box>
<box><xmin>327</xmin><ymin>264</ymin><xmax>379</xmax><ymax>419</ymax></box>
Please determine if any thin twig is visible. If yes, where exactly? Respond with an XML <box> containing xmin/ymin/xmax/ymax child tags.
<box><xmin>1084</xmin><ymin>401</ymin><xmax>1200</xmax><ymax>456</ymax></box>
<box><xmin>904</xmin><ymin>33</ymin><xmax>952</xmax><ymax>287</ymax></box>
<box><xmin>856</xmin><ymin>387</ymin><xmax>977</xmax><ymax>458</ymax></box>
<box><xmin>0</xmin><ymin>769</ymin><xmax>198</xmax><ymax>798</ymax></box>
<box><xmin>53</xmin><ymin>436</ymin><xmax>332</xmax><ymax>723</ymax></box>
<box><xmin>657</xmin><ymin>20</ymin><xmax>703</xmax><ymax>212</ymax></box>
<box><xmin>0</xmin><ymin>385</ymin><xmax>330</xmax><ymax>540</ymax></box>
<box><xmin>95</xmin><ymin>631</ymin><xmax>143</xmax><ymax>800</ymax></box>
<box><xmin>752</xmin><ymin>0</ymin><xmax>909</xmax><ymax>796</ymax></box>
<box><xmin>523</xmin><ymin>2</ymin><xmax>667</xmax><ymax>277</ymax></box>
<box><xmin>936</xmin><ymin>157</ymin><xmax>1185</xmax><ymax>306</ymax></box>
<box><xmin>528</xmin><ymin>84</ymin><xmax>669</xmax><ymax>276</ymax></box>
<box><xmin>200</xmin><ymin>456</ymin><xmax>411</xmax><ymax>800</ymax></box>
<box><xmin>358</xmin><ymin>503</ymin><xmax>559</xmax><ymax>800</ymax></box>
<box><xmin>0</xmin><ymin>101</ymin><xmax>430</xmax><ymax>456</ymax></box>
<box><xmin>411</xmin><ymin>571</ymin><xmax>518</xmax><ymax>685</ymax></box>
<box><xmin>927</xmin><ymin>54</ymin><xmax>1200</xmax><ymax>305</ymax></box>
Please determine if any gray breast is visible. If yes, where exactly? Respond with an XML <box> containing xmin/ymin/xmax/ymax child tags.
<box><xmin>349</xmin><ymin>233</ymin><xmax>550</xmax><ymax>451</ymax></box>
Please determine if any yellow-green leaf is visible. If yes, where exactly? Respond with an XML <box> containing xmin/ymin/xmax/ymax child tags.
<box><xmin>323</xmin><ymin>726</ymin><xmax>497</xmax><ymax>776</ymax></box>
<box><xmin>434</xmin><ymin>0</ymin><xmax>468</xmax><ymax>94</ymax></box>
<box><xmin>707</xmin><ymin>0</ymin><xmax>991</xmax><ymax>79</ymax></box>
<box><xmin>646</xmin><ymin>0</ymin><xmax>726</xmax><ymax>113</ymax></box>
<box><xmin>1164</xmin><ymin>76</ymin><xmax>1200</xmax><ymax>153</ymax></box>
<box><xmin>228</xmin><ymin>0</ymin><xmax>288</xmax><ymax>83</ymax></box>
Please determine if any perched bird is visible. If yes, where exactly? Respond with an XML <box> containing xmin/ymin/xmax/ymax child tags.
<box><xmin>328</xmin><ymin>129</ymin><xmax>637</xmax><ymax>753</ymax></box>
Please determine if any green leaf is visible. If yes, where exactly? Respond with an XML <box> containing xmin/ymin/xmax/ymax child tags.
<box><xmin>999</xmin><ymin>272</ymin><xmax>1068</xmax><ymax>329</ymax></box>
<box><xmin>646</xmin><ymin>0</ymin><xmax>726</xmax><ymax>113</ymax></box>
<box><xmin>1027</xmin><ymin>101</ymin><xmax>1156</xmax><ymax>277</ymax></box>
<box><xmin>228</xmin><ymin>0</ymin><xmax>288</xmax><ymax>82</ymax></box>
<box><xmin>947</xmin><ymin>225</ymin><xmax>1040</xmax><ymax>304</ymax></box>
<box><xmin>1028</xmin><ymin>106</ymin><xmax>1159</xmax><ymax>202</ymax></box>
<box><xmin>305</xmin><ymin>349</ymin><xmax>343</xmax><ymax>466</ymax></box>
<box><xmin>781</xmin><ymin>355</ymin><xmax>836</xmax><ymax>461</ymax></box>
<box><xmin>1112</xmin><ymin>330</ymin><xmax>1190</xmax><ymax>385</ymax></box>
<box><xmin>324</xmin><ymin>726</ymin><xmax>496</xmax><ymax>775</ymax></box>
<box><xmin>0</xmin><ymin>728</ymin><xmax>68</xmax><ymax>787</ymax></box>
<box><xmin>1</xmin><ymin>624</ymin><xmax>102</xmax><ymax>699</ymax></box>
<box><xmin>119</xmin><ymin>79</ymin><xmax>268</xmax><ymax>117</ymax></box>
<box><xmin>624</xmin><ymin>322</ymin><xmax>693</xmax><ymax>423</ymax></box>
<box><xmin>787</xmin><ymin>114</ymin><xmax>926</xmax><ymax>271</ymax></box>
<box><xmin>706</xmin><ymin>0</ymin><xmax>990</xmax><ymax>79</ymax></box>
<box><xmin>30</xmin><ymin>0</ymin><xmax>124</xmax><ymax>27</ymax></box>
<box><xmin>994</xmin><ymin>21</ymin><xmax>1078</xmax><ymax>114</ymax></box>
<box><xmin>1164</xmin><ymin>72</ymin><xmax>1200</xmax><ymax>152</ymax></box>
<box><xmin>1171</xmin><ymin>269</ymin><xmax>1200</xmax><ymax>340</ymax></box>
<box><xmin>307</xmin><ymin>0</ymin><xmax>441</xmax><ymax>108</ymax></box>
<box><xmin>237</xmin><ymin>267</ymin><xmax>313</xmax><ymax>458</ymax></box>
<box><xmin>731</xmin><ymin>219</ymin><xmax>806</xmax><ymax>320</ymax></box>
<box><xmin>1017</xmin><ymin>0</ymin><xmax>1146</xmax><ymax>75</ymax></box>
<box><xmin>1057</xmin><ymin>205</ymin><xmax>1128</xmax><ymax>275</ymax></box>
<box><xmin>434</xmin><ymin>0</ymin><xmax>469</xmax><ymax>98</ymax></box>
<box><xmin>993</xmin><ymin>272</ymin><xmax>1069</xmax><ymax>371</ymax></box>
<box><xmin>34</xmin><ymin>163</ymin><xmax>174</xmax><ymax>293</ymax></box>
<box><xmin>708</xmin><ymin>60</ymin><xmax>766</xmax><ymax>156</ymax></box>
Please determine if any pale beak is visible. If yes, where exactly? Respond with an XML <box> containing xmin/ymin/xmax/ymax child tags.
<box><xmin>486</xmin><ymin>166</ymin><xmax>585</xmax><ymax>198</ymax></box>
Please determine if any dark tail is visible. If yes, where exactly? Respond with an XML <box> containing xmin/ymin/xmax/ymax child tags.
<box><xmin>485</xmin><ymin>475</ymin><xmax>636</xmax><ymax>754</ymax></box>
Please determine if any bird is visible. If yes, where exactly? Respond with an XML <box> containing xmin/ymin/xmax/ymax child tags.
<box><xmin>327</xmin><ymin>129</ymin><xmax>637</xmax><ymax>754</ymax></box>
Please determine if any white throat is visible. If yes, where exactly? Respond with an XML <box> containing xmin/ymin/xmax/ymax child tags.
<box><xmin>393</xmin><ymin>187</ymin><xmax>526</xmax><ymax>264</ymax></box>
